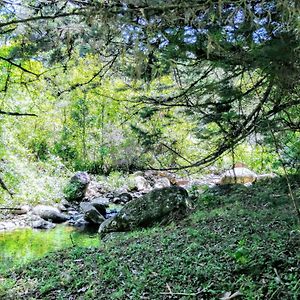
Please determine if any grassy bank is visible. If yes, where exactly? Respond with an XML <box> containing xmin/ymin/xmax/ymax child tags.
<box><xmin>1</xmin><ymin>176</ymin><xmax>299</xmax><ymax>299</ymax></box>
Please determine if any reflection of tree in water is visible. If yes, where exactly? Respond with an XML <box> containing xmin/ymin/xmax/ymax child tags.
<box><xmin>0</xmin><ymin>226</ymin><xmax>99</xmax><ymax>273</ymax></box>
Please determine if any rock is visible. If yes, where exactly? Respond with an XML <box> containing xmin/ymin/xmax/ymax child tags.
<box><xmin>67</xmin><ymin>215</ymin><xmax>89</xmax><ymax>227</ymax></box>
<box><xmin>99</xmin><ymin>186</ymin><xmax>191</xmax><ymax>237</ymax></box>
<box><xmin>219</xmin><ymin>167</ymin><xmax>257</xmax><ymax>185</ymax></box>
<box><xmin>112</xmin><ymin>197</ymin><xmax>122</xmax><ymax>204</ymax></box>
<box><xmin>132</xmin><ymin>171</ymin><xmax>144</xmax><ymax>177</ymax></box>
<box><xmin>115</xmin><ymin>187</ymin><xmax>128</xmax><ymax>195</ymax></box>
<box><xmin>157</xmin><ymin>171</ymin><xmax>177</xmax><ymax>184</ymax></box>
<box><xmin>80</xmin><ymin>202</ymin><xmax>105</xmax><ymax>224</ymax></box>
<box><xmin>64</xmin><ymin>171</ymin><xmax>90</xmax><ymax>202</ymax></box>
<box><xmin>31</xmin><ymin>219</ymin><xmax>56</xmax><ymax>230</ymax></box>
<box><xmin>154</xmin><ymin>177</ymin><xmax>171</xmax><ymax>189</ymax></box>
<box><xmin>90</xmin><ymin>198</ymin><xmax>109</xmax><ymax>216</ymax></box>
<box><xmin>61</xmin><ymin>199</ymin><xmax>72</xmax><ymax>208</ymax></box>
<box><xmin>105</xmin><ymin>192</ymin><xmax>115</xmax><ymax>200</ymax></box>
<box><xmin>118</xmin><ymin>192</ymin><xmax>133</xmax><ymax>204</ymax></box>
<box><xmin>11</xmin><ymin>205</ymin><xmax>31</xmax><ymax>215</ymax></box>
<box><xmin>257</xmin><ymin>173</ymin><xmax>277</xmax><ymax>181</ymax></box>
<box><xmin>84</xmin><ymin>180</ymin><xmax>104</xmax><ymax>200</ymax></box>
<box><xmin>175</xmin><ymin>179</ymin><xmax>190</xmax><ymax>187</ymax></box>
<box><xmin>233</xmin><ymin>162</ymin><xmax>248</xmax><ymax>168</ymax></box>
<box><xmin>135</xmin><ymin>176</ymin><xmax>151</xmax><ymax>191</ymax></box>
<box><xmin>0</xmin><ymin>221</ymin><xmax>17</xmax><ymax>231</ymax></box>
<box><xmin>32</xmin><ymin>205</ymin><xmax>70</xmax><ymax>223</ymax></box>
<box><xmin>58</xmin><ymin>204</ymin><xmax>68</xmax><ymax>212</ymax></box>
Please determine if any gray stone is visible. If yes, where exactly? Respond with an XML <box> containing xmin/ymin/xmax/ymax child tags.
<box><xmin>99</xmin><ymin>186</ymin><xmax>191</xmax><ymax>238</ymax></box>
<box><xmin>90</xmin><ymin>198</ymin><xmax>109</xmax><ymax>216</ymax></box>
<box><xmin>61</xmin><ymin>199</ymin><xmax>72</xmax><ymax>208</ymax></box>
<box><xmin>32</xmin><ymin>205</ymin><xmax>69</xmax><ymax>223</ymax></box>
<box><xmin>118</xmin><ymin>192</ymin><xmax>133</xmax><ymax>203</ymax></box>
<box><xmin>80</xmin><ymin>202</ymin><xmax>105</xmax><ymax>224</ymax></box>
<box><xmin>154</xmin><ymin>177</ymin><xmax>171</xmax><ymax>189</ymax></box>
<box><xmin>32</xmin><ymin>219</ymin><xmax>56</xmax><ymax>230</ymax></box>
<box><xmin>84</xmin><ymin>180</ymin><xmax>104</xmax><ymax>200</ymax></box>
<box><xmin>132</xmin><ymin>171</ymin><xmax>144</xmax><ymax>177</ymax></box>
<box><xmin>112</xmin><ymin>197</ymin><xmax>122</xmax><ymax>204</ymax></box>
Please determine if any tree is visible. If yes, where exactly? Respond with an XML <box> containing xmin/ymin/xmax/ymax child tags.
<box><xmin>0</xmin><ymin>0</ymin><xmax>299</xmax><ymax>170</ymax></box>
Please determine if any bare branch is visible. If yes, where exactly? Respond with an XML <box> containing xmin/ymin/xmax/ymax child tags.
<box><xmin>0</xmin><ymin>56</ymin><xmax>39</xmax><ymax>76</ymax></box>
<box><xmin>0</xmin><ymin>110</ymin><xmax>37</xmax><ymax>117</ymax></box>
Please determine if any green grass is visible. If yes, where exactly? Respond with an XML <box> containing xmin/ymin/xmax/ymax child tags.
<box><xmin>1</xmin><ymin>176</ymin><xmax>299</xmax><ymax>299</ymax></box>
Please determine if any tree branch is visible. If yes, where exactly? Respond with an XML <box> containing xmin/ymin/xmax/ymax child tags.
<box><xmin>0</xmin><ymin>110</ymin><xmax>37</xmax><ymax>117</ymax></box>
<box><xmin>0</xmin><ymin>56</ymin><xmax>39</xmax><ymax>76</ymax></box>
<box><xmin>0</xmin><ymin>11</ymin><xmax>84</xmax><ymax>28</ymax></box>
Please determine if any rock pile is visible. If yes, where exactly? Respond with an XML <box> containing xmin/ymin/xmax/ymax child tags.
<box><xmin>1</xmin><ymin>166</ymin><xmax>273</xmax><ymax>233</ymax></box>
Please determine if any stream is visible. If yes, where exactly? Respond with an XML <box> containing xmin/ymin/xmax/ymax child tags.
<box><xmin>0</xmin><ymin>225</ymin><xmax>99</xmax><ymax>273</ymax></box>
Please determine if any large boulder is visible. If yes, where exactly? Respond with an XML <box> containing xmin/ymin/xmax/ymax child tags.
<box><xmin>99</xmin><ymin>186</ymin><xmax>191</xmax><ymax>238</ymax></box>
<box><xmin>220</xmin><ymin>167</ymin><xmax>257</xmax><ymax>185</ymax></box>
<box><xmin>64</xmin><ymin>171</ymin><xmax>90</xmax><ymax>202</ymax></box>
<box><xmin>80</xmin><ymin>202</ymin><xmax>105</xmax><ymax>225</ymax></box>
<box><xmin>32</xmin><ymin>205</ymin><xmax>69</xmax><ymax>223</ymax></box>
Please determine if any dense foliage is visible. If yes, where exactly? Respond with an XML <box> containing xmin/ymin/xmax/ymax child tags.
<box><xmin>0</xmin><ymin>1</ymin><xmax>299</xmax><ymax>199</ymax></box>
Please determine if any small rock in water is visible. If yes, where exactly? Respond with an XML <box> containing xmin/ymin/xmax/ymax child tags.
<box><xmin>80</xmin><ymin>202</ymin><xmax>105</xmax><ymax>224</ymax></box>
<box><xmin>32</xmin><ymin>219</ymin><xmax>56</xmax><ymax>230</ymax></box>
<box><xmin>33</xmin><ymin>205</ymin><xmax>70</xmax><ymax>223</ymax></box>
<box><xmin>90</xmin><ymin>198</ymin><xmax>109</xmax><ymax>216</ymax></box>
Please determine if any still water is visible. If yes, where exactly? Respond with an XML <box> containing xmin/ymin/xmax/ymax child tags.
<box><xmin>0</xmin><ymin>225</ymin><xmax>99</xmax><ymax>273</ymax></box>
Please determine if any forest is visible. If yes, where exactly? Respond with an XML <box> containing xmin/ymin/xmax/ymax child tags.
<box><xmin>0</xmin><ymin>1</ymin><xmax>299</xmax><ymax>299</ymax></box>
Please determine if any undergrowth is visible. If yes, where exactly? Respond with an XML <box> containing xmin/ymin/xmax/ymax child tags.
<box><xmin>0</xmin><ymin>176</ymin><xmax>299</xmax><ymax>299</ymax></box>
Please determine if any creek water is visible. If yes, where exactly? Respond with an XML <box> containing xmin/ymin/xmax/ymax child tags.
<box><xmin>0</xmin><ymin>225</ymin><xmax>99</xmax><ymax>273</ymax></box>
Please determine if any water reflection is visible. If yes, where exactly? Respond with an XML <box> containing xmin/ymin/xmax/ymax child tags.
<box><xmin>0</xmin><ymin>225</ymin><xmax>99</xmax><ymax>273</ymax></box>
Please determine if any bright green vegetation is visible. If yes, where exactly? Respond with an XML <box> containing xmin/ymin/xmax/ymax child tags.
<box><xmin>0</xmin><ymin>1</ymin><xmax>299</xmax><ymax>207</ymax></box>
<box><xmin>0</xmin><ymin>226</ymin><xmax>99</xmax><ymax>274</ymax></box>
<box><xmin>1</xmin><ymin>177</ymin><xmax>299</xmax><ymax>299</ymax></box>
<box><xmin>0</xmin><ymin>2</ymin><xmax>299</xmax><ymax>299</ymax></box>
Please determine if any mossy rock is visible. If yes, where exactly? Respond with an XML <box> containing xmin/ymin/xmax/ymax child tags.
<box><xmin>63</xmin><ymin>172</ymin><xmax>90</xmax><ymax>202</ymax></box>
<box><xmin>99</xmin><ymin>186</ymin><xmax>190</xmax><ymax>237</ymax></box>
